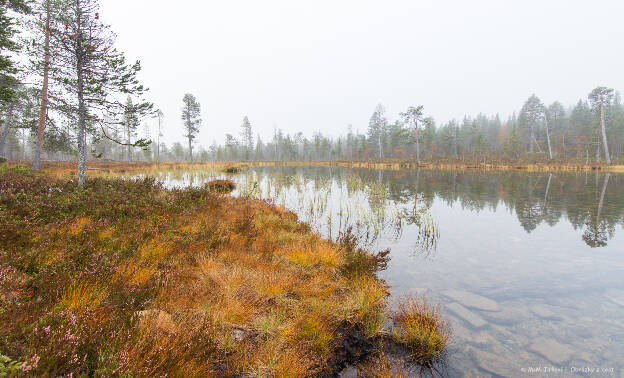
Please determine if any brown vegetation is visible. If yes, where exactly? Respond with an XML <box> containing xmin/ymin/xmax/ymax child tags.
<box><xmin>204</xmin><ymin>179</ymin><xmax>236</xmax><ymax>193</ymax></box>
<box><xmin>0</xmin><ymin>164</ymin><xmax>430</xmax><ymax>376</ymax></box>
<box><xmin>392</xmin><ymin>296</ymin><xmax>452</xmax><ymax>366</ymax></box>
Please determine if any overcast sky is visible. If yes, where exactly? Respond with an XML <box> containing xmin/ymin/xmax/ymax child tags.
<box><xmin>99</xmin><ymin>0</ymin><xmax>624</xmax><ymax>146</ymax></box>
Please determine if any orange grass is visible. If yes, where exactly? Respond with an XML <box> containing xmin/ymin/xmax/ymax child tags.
<box><xmin>392</xmin><ymin>296</ymin><xmax>452</xmax><ymax>365</ymax></box>
<box><xmin>0</xmin><ymin>163</ymin><xmax>407</xmax><ymax>376</ymax></box>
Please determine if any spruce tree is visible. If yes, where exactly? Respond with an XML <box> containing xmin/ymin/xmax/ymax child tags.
<box><xmin>240</xmin><ymin>116</ymin><xmax>253</xmax><ymax>161</ymax></box>
<box><xmin>0</xmin><ymin>0</ymin><xmax>30</xmax><ymax>105</ymax></box>
<box><xmin>520</xmin><ymin>95</ymin><xmax>545</xmax><ymax>154</ymax></box>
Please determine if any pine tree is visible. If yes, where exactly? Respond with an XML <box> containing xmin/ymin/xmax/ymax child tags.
<box><xmin>588</xmin><ymin>87</ymin><xmax>614</xmax><ymax>164</ymax></box>
<box><xmin>400</xmin><ymin>105</ymin><xmax>425</xmax><ymax>163</ymax></box>
<box><xmin>181</xmin><ymin>93</ymin><xmax>201</xmax><ymax>162</ymax></box>
<box><xmin>49</xmin><ymin>0</ymin><xmax>152</xmax><ymax>185</ymax></box>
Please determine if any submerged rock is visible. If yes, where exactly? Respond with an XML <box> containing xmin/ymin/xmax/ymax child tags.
<box><xmin>482</xmin><ymin>305</ymin><xmax>530</xmax><ymax>326</ymax></box>
<box><xmin>529</xmin><ymin>339</ymin><xmax>573</xmax><ymax>364</ymax></box>
<box><xmin>442</xmin><ymin>290</ymin><xmax>500</xmax><ymax>312</ymax></box>
<box><xmin>471</xmin><ymin>348</ymin><xmax>522</xmax><ymax>377</ymax></box>
<box><xmin>446</xmin><ymin>302</ymin><xmax>488</xmax><ymax>329</ymax></box>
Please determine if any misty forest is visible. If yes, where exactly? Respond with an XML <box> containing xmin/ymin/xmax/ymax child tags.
<box><xmin>1</xmin><ymin>0</ymin><xmax>624</xmax><ymax>376</ymax></box>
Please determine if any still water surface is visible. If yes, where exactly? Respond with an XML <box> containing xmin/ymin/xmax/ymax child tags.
<box><xmin>158</xmin><ymin>166</ymin><xmax>624</xmax><ymax>377</ymax></box>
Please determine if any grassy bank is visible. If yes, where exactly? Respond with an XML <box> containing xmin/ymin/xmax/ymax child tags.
<box><xmin>0</xmin><ymin>165</ymin><xmax>449</xmax><ymax>376</ymax></box>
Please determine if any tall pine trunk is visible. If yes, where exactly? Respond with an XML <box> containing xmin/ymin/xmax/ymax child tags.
<box><xmin>188</xmin><ymin>137</ymin><xmax>193</xmax><ymax>163</ymax></box>
<box><xmin>76</xmin><ymin>0</ymin><xmax>86</xmax><ymax>187</ymax></box>
<box><xmin>600</xmin><ymin>103</ymin><xmax>611</xmax><ymax>164</ymax></box>
<box><xmin>126</xmin><ymin>127</ymin><xmax>131</xmax><ymax>162</ymax></box>
<box><xmin>34</xmin><ymin>0</ymin><xmax>51</xmax><ymax>171</ymax></box>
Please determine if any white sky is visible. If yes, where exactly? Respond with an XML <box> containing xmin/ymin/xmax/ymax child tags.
<box><xmin>99</xmin><ymin>0</ymin><xmax>624</xmax><ymax>146</ymax></box>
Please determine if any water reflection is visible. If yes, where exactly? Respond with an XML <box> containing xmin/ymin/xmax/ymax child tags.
<box><xmin>233</xmin><ymin>167</ymin><xmax>440</xmax><ymax>254</ymax></box>
<box><xmin>231</xmin><ymin>167</ymin><xmax>622</xmax><ymax>248</ymax></box>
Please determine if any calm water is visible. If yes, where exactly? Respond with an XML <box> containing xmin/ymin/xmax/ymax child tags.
<box><xmin>159</xmin><ymin>167</ymin><xmax>624</xmax><ymax>377</ymax></box>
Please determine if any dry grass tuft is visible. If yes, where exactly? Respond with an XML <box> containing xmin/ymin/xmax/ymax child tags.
<box><xmin>392</xmin><ymin>296</ymin><xmax>451</xmax><ymax>365</ymax></box>
<box><xmin>60</xmin><ymin>282</ymin><xmax>107</xmax><ymax>313</ymax></box>
<box><xmin>205</xmin><ymin>179</ymin><xmax>236</xmax><ymax>193</ymax></box>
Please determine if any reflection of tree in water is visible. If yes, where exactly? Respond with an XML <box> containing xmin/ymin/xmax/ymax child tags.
<box><xmin>248</xmin><ymin>166</ymin><xmax>623</xmax><ymax>249</ymax></box>
<box><xmin>583</xmin><ymin>174</ymin><xmax>614</xmax><ymax>248</ymax></box>
<box><xmin>350</xmin><ymin>168</ymin><xmax>622</xmax><ymax>248</ymax></box>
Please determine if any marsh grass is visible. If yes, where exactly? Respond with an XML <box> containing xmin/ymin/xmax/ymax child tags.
<box><xmin>392</xmin><ymin>296</ymin><xmax>452</xmax><ymax>366</ymax></box>
<box><xmin>0</xmin><ymin>163</ymin><xmax>405</xmax><ymax>376</ymax></box>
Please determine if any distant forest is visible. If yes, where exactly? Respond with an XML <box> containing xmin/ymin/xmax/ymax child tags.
<box><xmin>1</xmin><ymin>2</ymin><xmax>622</xmax><ymax>165</ymax></box>
<box><xmin>4</xmin><ymin>88</ymin><xmax>624</xmax><ymax>165</ymax></box>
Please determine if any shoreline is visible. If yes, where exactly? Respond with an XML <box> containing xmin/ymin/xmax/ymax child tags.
<box><xmin>13</xmin><ymin>159</ymin><xmax>623</xmax><ymax>176</ymax></box>
<box><xmin>0</xmin><ymin>164</ymin><xmax>446</xmax><ymax>376</ymax></box>
<box><xmin>249</xmin><ymin>160</ymin><xmax>624</xmax><ymax>173</ymax></box>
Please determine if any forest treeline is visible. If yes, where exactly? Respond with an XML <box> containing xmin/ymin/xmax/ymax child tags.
<box><xmin>1</xmin><ymin>1</ymin><xmax>623</xmax><ymax>170</ymax></box>
<box><xmin>202</xmin><ymin>91</ymin><xmax>623</xmax><ymax>164</ymax></box>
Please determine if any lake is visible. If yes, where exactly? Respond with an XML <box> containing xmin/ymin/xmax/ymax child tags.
<box><xmin>157</xmin><ymin>166</ymin><xmax>624</xmax><ymax>377</ymax></box>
